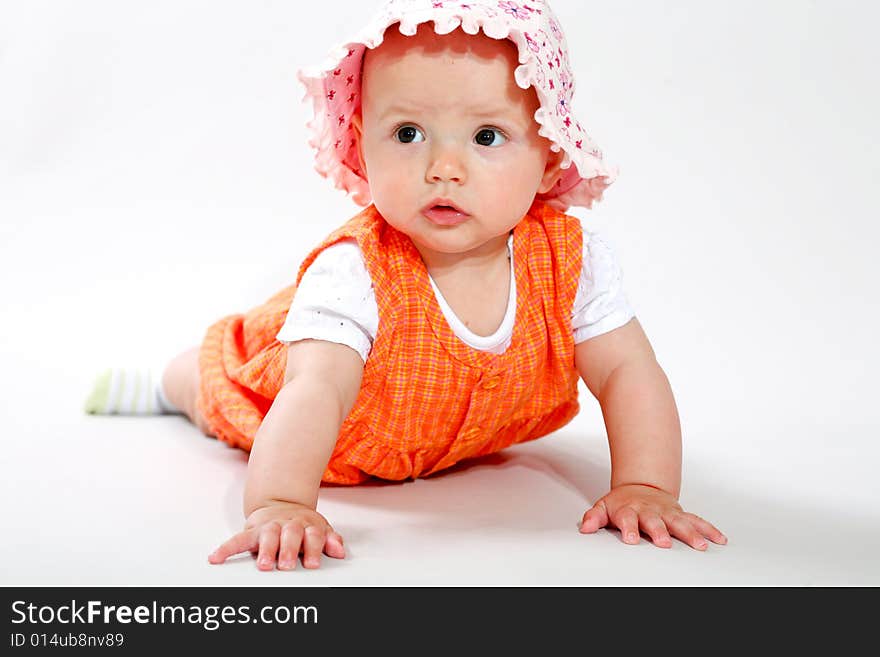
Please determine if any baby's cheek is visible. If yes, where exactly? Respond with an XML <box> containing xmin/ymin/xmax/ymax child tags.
<box><xmin>372</xmin><ymin>166</ymin><xmax>417</xmax><ymax>203</ymax></box>
<box><xmin>370</xmin><ymin>183</ymin><xmax>413</xmax><ymax>229</ymax></box>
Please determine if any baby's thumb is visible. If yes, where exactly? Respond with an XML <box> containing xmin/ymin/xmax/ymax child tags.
<box><xmin>579</xmin><ymin>500</ymin><xmax>609</xmax><ymax>534</ymax></box>
<box><xmin>324</xmin><ymin>530</ymin><xmax>346</xmax><ymax>559</ymax></box>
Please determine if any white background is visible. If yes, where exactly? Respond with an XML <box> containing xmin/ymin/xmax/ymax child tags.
<box><xmin>1</xmin><ymin>0</ymin><xmax>878</xmax><ymax>585</ymax></box>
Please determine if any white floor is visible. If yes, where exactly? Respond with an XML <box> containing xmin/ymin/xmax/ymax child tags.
<box><xmin>2</xmin><ymin>0</ymin><xmax>879</xmax><ymax>586</ymax></box>
<box><xmin>2</xmin><ymin>364</ymin><xmax>878</xmax><ymax>586</ymax></box>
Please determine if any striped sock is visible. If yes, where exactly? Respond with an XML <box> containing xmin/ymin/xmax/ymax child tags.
<box><xmin>84</xmin><ymin>367</ymin><xmax>181</xmax><ymax>415</ymax></box>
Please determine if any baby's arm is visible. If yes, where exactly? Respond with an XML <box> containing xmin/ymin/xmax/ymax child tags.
<box><xmin>575</xmin><ymin>318</ymin><xmax>726</xmax><ymax>550</ymax></box>
<box><xmin>209</xmin><ymin>339</ymin><xmax>364</xmax><ymax>570</ymax></box>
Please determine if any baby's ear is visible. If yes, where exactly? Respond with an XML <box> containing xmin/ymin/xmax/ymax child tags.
<box><xmin>350</xmin><ymin>113</ymin><xmax>367</xmax><ymax>178</ymax></box>
<box><xmin>537</xmin><ymin>147</ymin><xmax>565</xmax><ymax>194</ymax></box>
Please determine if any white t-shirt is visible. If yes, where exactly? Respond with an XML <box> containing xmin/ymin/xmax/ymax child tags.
<box><xmin>276</xmin><ymin>231</ymin><xmax>635</xmax><ymax>362</ymax></box>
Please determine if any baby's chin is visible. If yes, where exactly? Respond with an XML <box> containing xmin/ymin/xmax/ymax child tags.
<box><xmin>410</xmin><ymin>225</ymin><xmax>513</xmax><ymax>261</ymax></box>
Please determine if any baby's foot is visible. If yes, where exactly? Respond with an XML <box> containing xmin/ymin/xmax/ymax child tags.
<box><xmin>84</xmin><ymin>367</ymin><xmax>180</xmax><ymax>415</ymax></box>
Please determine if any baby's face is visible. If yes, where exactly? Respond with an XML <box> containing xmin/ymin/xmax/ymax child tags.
<box><xmin>352</xmin><ymin>24</ymin><xmax>562</xmax><ymax>263</ymax></box>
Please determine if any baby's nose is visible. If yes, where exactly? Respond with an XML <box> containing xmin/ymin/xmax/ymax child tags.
<box><xmin>426</xmin><ymin>147</ymin><xmax>467</xmax><ymax>184</ymax></box>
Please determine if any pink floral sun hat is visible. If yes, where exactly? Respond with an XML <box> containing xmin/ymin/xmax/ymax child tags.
<box><xmin>298</xmin><ymin>0</ymin><xmax>618</xmax><ymax>211</ymax></box>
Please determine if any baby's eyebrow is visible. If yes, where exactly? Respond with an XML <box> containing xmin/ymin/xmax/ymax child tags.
<box><xmin>466</xmin><ymin>107</ymin><xmax>518</xmax><ymax>120</ymax></box>
<box><xmin>378</xmin><ymin>104</ymin><xmax>423</xmax><ymax>121</ymax></box>
<box><xmin>378</xmin><ymin>103</ymin><xmax>520</xmax><ymax>122</ymax></box>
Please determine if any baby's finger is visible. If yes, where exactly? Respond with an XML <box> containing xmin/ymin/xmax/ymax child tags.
<box><xmin>613</xmin><ymin>507</ymin><xmax>640</xmax><ymax>545</ymax></box>
<box><xmin>638</xmin><ymin>512</ymin><xmax>672</xmax><ymax>548</ymax></box>
<box><xmin>255</xmin><ymin>522</ymin><xmax>283</xmax><ymax>570</ymax></box>
<box><xmin>665</xmin><ymin>515</ymin><xmax>707</xmax><ymax>551</ymax></box>
<box><xmin>579</xmin><ymin>500</ymin><xmax>609</xmax><ymax>534</ymax></box>
<box><xmin>683</xmin><ymin>513</ymin><xmax>727</xmax><ymax>545</ymax></box>
<box><xmin>324</xmin><ymin>529</ymin><xmax>346</xmax><ymax>559</ymax></box>
<box><xmin>278</xmin><ymin>523</ymin><xmax>305</xmax><ymax>571</ymax></box>
<box><xmin>301</xmin><ymin>525</ymin><xmax>325</xmax><ymax>569</ymax></box>
<box><xmin>209</xmin><ymin>530</ymin><xmax>258</xmax><ymax>564</ymax></box>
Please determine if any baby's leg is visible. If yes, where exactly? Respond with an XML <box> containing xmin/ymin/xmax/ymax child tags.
<box><xmin>84</xmin><ymin>366</ymin><xmax>179</xmax><ymax>417</ymax></box>
<box><xmin>161</xmin><ymin>346</ymin><xmax>213</xmax><ymax>436</ymax></box>
<box><xmin>83</xmin><ymin>347</ymin><xmax>214</xmax><ymax>437</ymax></box>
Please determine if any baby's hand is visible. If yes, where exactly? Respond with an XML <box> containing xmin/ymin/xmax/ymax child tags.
<box><xmin>579</xmin><ymin>484</ymin><xmax>727</xmax><ymax>550</ymax></box>
<box><xmin>208</xmin><ymin>502</ymin><xmax>345</xmax><ymax>570</ymax></box>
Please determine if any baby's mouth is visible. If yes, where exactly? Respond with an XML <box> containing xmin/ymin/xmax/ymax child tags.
<box><xmin>422</xmin><ymin>203</ymin><xmax>470</xmax><ymax>226</ymax></box>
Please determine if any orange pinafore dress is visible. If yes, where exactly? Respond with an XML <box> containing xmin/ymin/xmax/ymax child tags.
<box><xmin>195</xmin><ymin>200</ymin><xmax>583</xmax><ymax>484</ymax></box>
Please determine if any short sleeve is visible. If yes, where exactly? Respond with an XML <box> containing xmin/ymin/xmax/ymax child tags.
<box><xmin>275</xmin><ymin>239</ymin><xmax>379</xmax><ymax>362</ymax></box>
<box><xmin>571</xmin><ymin>231</ymin><xmax>636</xmax><ymax>343</ymax></box>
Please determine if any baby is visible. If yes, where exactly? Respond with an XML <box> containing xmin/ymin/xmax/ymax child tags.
<box><xmin>85</xmin><ymin>0</ymin><xmax>725</xmax><ymax>570</ymax></box>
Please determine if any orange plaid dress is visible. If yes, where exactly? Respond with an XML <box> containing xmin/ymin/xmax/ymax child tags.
<box><xmin>196</xmin><ymin>199</ymin><xmax>583</xmax><ymax>484</ymax></box>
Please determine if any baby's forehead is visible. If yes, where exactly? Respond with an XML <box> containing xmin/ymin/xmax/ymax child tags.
<box><xmin>375</xmin><ymin>21</ymin><xmax>516</xmax><ymax>55</ymax></box>
<box><xmin>361</xmin><ymin>23</ymin><xmax>529</xmax><ymax>110</ymax></box>
<box><xmin>364</xmin><ymin>22</ymin><xmax>519</xmax><ymax>75</ymax></box>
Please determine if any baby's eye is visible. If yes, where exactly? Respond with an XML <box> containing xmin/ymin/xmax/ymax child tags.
<box><xmin>395</xmin><ymin>125</ymin><xmax>425</xmax><ymax>144</ymax></box>
<box><xmin>474</xmin><ymin>128</ymin><xmax>507</xmax><ymax>147</ymax></box>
